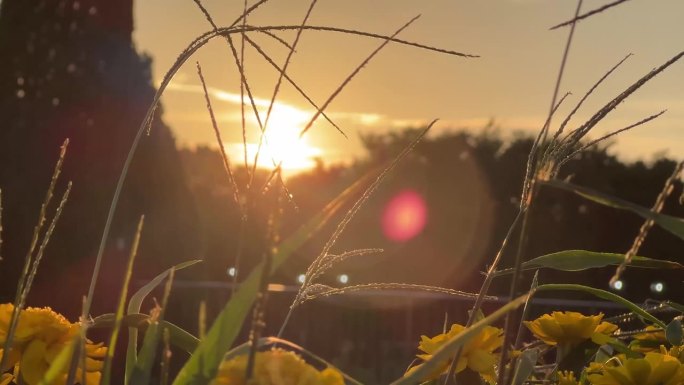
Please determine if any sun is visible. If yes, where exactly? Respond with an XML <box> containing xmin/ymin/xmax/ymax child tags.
<box><xmin>229</xmin><ymin>103</ymin><xmax>323</xmax><ymax>173</ymax></box>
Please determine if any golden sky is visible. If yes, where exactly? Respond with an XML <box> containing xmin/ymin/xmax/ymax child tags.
<box><xmin>133</xmin><ymin>0</ymin><xmax>684</xmax><ymax>170</ymax></box>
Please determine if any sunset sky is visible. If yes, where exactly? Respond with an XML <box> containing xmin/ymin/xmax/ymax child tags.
<box><xmin>133</xmin><ymin>0</ymin><xmax>684</xmax><ymax>171</ymax></box>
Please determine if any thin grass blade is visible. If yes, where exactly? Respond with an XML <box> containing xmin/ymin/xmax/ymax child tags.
<box><xmin>171</xmin><ymin>167</ymin><xmax>383</xmax><ymax>385</ymax></box>
<box><xmin>544</xmin><ymin>180</ymin><xmax>684</xmax><ymax>241</ymax></box>
<box><xmin>492</xmin><ymin>250</ymin><xmax>683</xmax><ymax>276</ymax></box>
<box><xmin>101</xmin><ymin>216</ymin><xmax>144</xmax><ymax>385</ymax></box>
<box><xmin>38</xmin><ymin>333</ymin><xmax>79</xmax><ymax>385</ymax></box>
<box><xmin>125</xmin><ymin>260</ymin><xmax>200</xmax><ymax>382</ymax></box>
<box><xmin>536</xmin><ymin>284</ymin><xmax>665</xmax><ymax>328</ymax></box>
<box><xmin>129</xmin><ymin>269</ymin><xmax>175</xmax><ymax>385</ymax></box>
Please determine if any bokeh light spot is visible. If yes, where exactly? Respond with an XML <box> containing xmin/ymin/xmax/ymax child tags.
<box><xmin>382</xmin><ymin>189</ymin><xmax>427</xmax><ymax>242</ymax></box>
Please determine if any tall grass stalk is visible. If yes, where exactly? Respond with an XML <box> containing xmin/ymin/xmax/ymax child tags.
<box><xmin>1</xmin><ymin>139</ymin><xmax>69</xmax><ymax>372</ymax></box>
<box><xmin>66</xmin><ymin>296</ymin><xmax>88</xmax><ymax>385</ymax></box>
<box><xmin>299</xmin><ymin>15</ymin><xmax>419</xmax><ymax>137</ymax></box>
<box><xmin>610</xmin><ymin>160</ymin><xmax>684</xmax><ymax>284</ymax></box>
<box><xmin>20</xmin><ymin>181</ymin><xmax>72</xmax><ymax>306</ymax></box>
<box><xmin>250</xmin><ymin>0</ymin><xmax>321</xmax><ymax>182</ymax></box>
<box><xmin>194</xmin><ymin>59</ymin><xmax>250</xmax><ymax>295</ymax></box>
<box><xmin>240</xmin><ymin>0</ymin><xmax>249</xmax><ymax>171</ymax></box>
<box><xmin>241</xmin><ymin>34</ymin><xmax>344</xmax><ymax>135</ymax></box>
<box><xmin>101</xmin><ymin>216</ymin><xmax>145</xmax><ymax>385</ymax></box>
<box><xmin>496</xmin><ymin>3</ymin><xmax>582</xmax><ymax>383</ymax></box>
<box><xmin>279</xmin><ymin>122</ymin><xmax>436</xmax><ymax>338</ymax></box>
<box><xmin>160</xmin><ymin>328</ymin><xmax>172</xmax><ymax>385</ymax></box>
<box><xmin>550</xmin><ymin>0</ymin><xmax>631</xmax><ymax>30</ymax></box>
<box><xmin>299</xmin><ymin>283</ymin><xmax>487</xmax><ymax>304</ymax></box>
<box><xmin>195</xmin><ymin>62</ymin><xmax>242</xmax><ymax>210</ymax></box>
<box><xmin>246</xmin><ymin>181</ymin><xmax>283</xmax><ymax>379</ymax></box>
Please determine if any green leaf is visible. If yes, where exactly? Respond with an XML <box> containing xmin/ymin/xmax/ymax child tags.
<box><xmin>92</xmin><ymin>313</ymin><xmax>150</xmax><ymax>329</ymax></box>
<box><xmin>129</xmin><ymin>319</ymin><xmax>162</xmax><ymax>385</ymax></box>
<box><xmin>494</xmin><ymin>250</ymin><xmax>683</xmax><ymax>276</ymax></box>
<box><xmin>127</xmin><ymin>260</ymin><xmax>201</xmax><ymax>315</ymax></box>
<box><xmin>666</xmin><ymin>319</ymin><xmax>683</xmax><ymax>346</ymax></box>
<box><xmin>125</xmin><ymin>260</ymin><xmax>200</xmax><ymax>383</ymax></box>
<box><xmin>544</xmin><ymin>180</ymin><xmax>684</xmax><ymax>241</ymax></box>
<box><xmin>511</xmin><ymin>348</ymin><xmax>538</xmax><ymax>385</ymax></box>
<box><xmin>129</xmin><ymin>268</ymin><xmax>175</xmax><ymax>385</ymax></box>
<box><xmin>162</xmin><ymin>320</ymin><xmax>200</xmax><ymax>353</ymax></box>
<box><xmin>91</xmin><ymin>313</ymin><xmax>199</xmax><ymax>354</ymax></box>
<box><xmin>536</xmin><ymin>284</ymin><xmax>666</xmax><ymax>328</ymax></box>
<box><xmin>172</xmin><ymin>169</ymin><xmax>382</xmax><ymax>385</ymax></box>
<box><xmin>392</xmin><ymin>294</ymin><xmax>529</xmax><ymax>385</ymax></box>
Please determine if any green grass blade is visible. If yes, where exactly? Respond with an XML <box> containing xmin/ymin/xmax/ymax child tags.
<box><xmin>92</xmin><ymin>313</ymin><xmax>198</xmax><ymax>354</ymax></box>
<box><xmin>129</xmin><ymin>269</ymin><xmax>175</xmax><ymax>385</ymax></box>
<box><xmin>161</xmin><ymin>320</ymin><xmax>200</xmax><ymax>354</ymax></box>
<box><xmin>125</xmin><ymin>260</ymin><xmax>200</xmax><ymax>383</ymax></box>
<box><xmin>391</xmin><ymin>294</ymin><xmax>529</xmax><ymax>385</ymax></box>
<box><xmin>127</xmin><ymin>260</ymin><xmax>202</xmax><ymax>315</ymax></box>
<box><xmin>101</xmin><ymin>216</ymin><xmax>144</xmax><ymax>385</ymax></box>
<box><xmin>511</xmin><ymin>348</ymin><xmax>538</xmax><ymax>385</ymax></box>
<box><xmin>493</xmin><ymin>250</ymin><xmax>683</xmax><ymax>276</ymax></box>
<box><xmin>129</xmin><ymin>319</ymin><xmax>161</xmax><ymax>385</ymax></box>
<box><xmin>38</xmin><ymin>334</ymin><xmax>78</xmax><ymax>385</ymax></box>
<box><xmin>536</xmin><ymin>284</ymin><xmax>665</xmax><ymax>328</ymax></box>
<box><xmin>92</xmin><ymin>313</ymin><xmax>149</xmax><ymax>328</ymax></box>
<box><xmin>544</xmin><ymin>180</ymin><xmax>684</xmax><ymax>240</ymax></box>
<box><xmin>171</xmin><ymin>169</ymin><xmax>379</xmax><ymax>385</ymax></box>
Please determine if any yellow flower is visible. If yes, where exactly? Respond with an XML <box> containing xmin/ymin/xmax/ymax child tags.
<box><xmin>524</xmin><ymin>311</ymin><xmax>618</xmax><ymax>347</ymax></box>
<box><xmin>666</xmin><ymin>346</ymin><xmax>684</xmax><ymax>362</ymax></box>
<box><xmin>587</xmin><ymin>352</ymin><xmax>684</xmax><ymax>385</ymax></box>
<box><xmin>631</xmin><ymin>326</ymin><xmax>668</xmax><ymax>353</ymax></box>
<box><xmin>210</xmin><ymin>348</ymin><xmax>345</xmax><ymax>385</ymax></box>
<box><xmin>558</xmin><ymin>371</ymin><xmax>579</xmax><ymax>385</ymax></box>
<box><xmin>0</xmin><ymin>303</ymin><xmax>106</xmax><ymax>385</ymax></box>
<box><xmin>408</xmin><ymin>324</ymin><xmax>503</xmax><ymax>384</ymax></box>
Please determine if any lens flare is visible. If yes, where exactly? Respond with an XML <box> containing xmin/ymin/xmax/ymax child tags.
<box><xmin>382</xmin><ymin>190</ymin><xmax>427</xmax><ymax>242</ymax></box>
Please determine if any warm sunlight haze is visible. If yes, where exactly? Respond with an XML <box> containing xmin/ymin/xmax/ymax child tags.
<box><xmin>134</xmin><ymin>0</ymin><xmax>684</xmax><ymax>171</ymax></box>
<box><xmin>1</xmin><ymin>1</ymin><xmax>684</xmax><ymax>384</ymax></box>
<box><xmin>229</xmin><ymin>103</ymin><xmax>323</xmax><ymax>172</ymax></box>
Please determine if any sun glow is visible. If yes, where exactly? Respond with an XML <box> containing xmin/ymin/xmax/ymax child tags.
<box><xmin>166</xmin><ymin>82</ymin><xmax>324</xmax><ymax>173</ymax></box>
<box><xmin>229</xmin><ymin>103</ymin><xmax>322</xmax><ymax>173</ymax></box>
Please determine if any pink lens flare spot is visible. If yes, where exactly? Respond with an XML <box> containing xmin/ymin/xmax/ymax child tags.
<box><xmin>382</xmin><ymin>190</ymin><xmax>427</xmax><ymax>242</ymax></box>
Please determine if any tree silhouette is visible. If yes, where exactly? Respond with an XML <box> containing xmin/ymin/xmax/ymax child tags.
<box><xmin>0</xmin><ymin>0</ymin><xmax>199</xmax><ymax>316</ymax></box>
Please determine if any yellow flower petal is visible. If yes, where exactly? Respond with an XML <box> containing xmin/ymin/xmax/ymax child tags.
<box><xmin>526</xmin><ymin>311</ymin><xmax>616</xmax><ymax>347</ymax></box>
<box><xmin>411</xmin><ymin>322</ymin><xmax>502</xmax><ymax>383</ymax></box>
<box><xmin>21</xmin><ymin>339</ymin><xmax>49</xmax><ymax>385</ymax></box>
<box><xmin>466</xmin><ymin>348</ymin><xmax>497</xmax><ymax>375</ymax></box>
<box><xmin>645</xmin><ymin>353</ymin><xmax>679</xmax><ymax>384</ymax></box>
<box><xmin>588</xmin><ymin>352</ymin><xmax>684</xmax><ymax>385</ymax></box>
<box><xmin>0</xmin><ymin>303</ymin><xmax>107</xmax><ymax>385</ymax></box>
<box><xmin>0</xmin><ymin>373</ymin><xmax>13</xmax><ymax>385</ymax></box>
<box><xmin>210</xmin><ymin>349</ymin><xmax>344</xmax><ymax>385</ymax></box>
<box><xmin>624</xmin><ymin>358</ymin><xmax>651</xmax><ymax>385</ymax></box>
